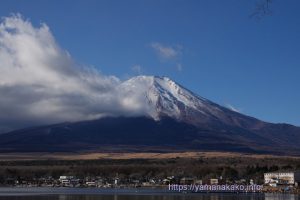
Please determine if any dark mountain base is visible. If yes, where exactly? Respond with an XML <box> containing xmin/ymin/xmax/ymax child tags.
<box><xmin>0</xmin><ymin>117</ymin><xmax>299</xmax><ymax>155</ymax></box>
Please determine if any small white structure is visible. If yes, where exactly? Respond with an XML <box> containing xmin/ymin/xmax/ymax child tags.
<box><xmin>250</xmin><ymin>179</ymin><xmax>254</xmax><ymax>185</ymax></box>
<box><xmin>59</xmin><ymin>176</ymin><xmax>74</xmax><ymax>185</ymax></box>
<box><xmin>86</xmin><ymin>181</ymin><xmax>96</xmax><ymax>187</ymax></box>
<box><xmin>114</xmin><ymin>178</ymin><xmax>119</xmax><ymax>185</ymax></box>
<box><xmin>210</xmin><ymin>179</ymin><xmax>218</xmax><ymax>185</ymax></box>
<box><xmin>180</xmin><ymin>177</ymin><xmax>195</xmax><ymax>184</ymax></box>
<box><xmin>264</xmin><ymin>171</ymin><xmax>300</xmax><ymax>186</ymax></box>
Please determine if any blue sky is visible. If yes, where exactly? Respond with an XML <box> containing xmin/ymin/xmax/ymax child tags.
<box><xmin>0</xmin><ymin>0</ymin><xmax>300</xmax><ymax>126</ymax></box>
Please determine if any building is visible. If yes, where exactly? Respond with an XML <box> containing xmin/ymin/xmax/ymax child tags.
<box><xmin>86</xmin><ymin>181</ymin><xmax>96</xmax><ymax>187</ymax></box>
<box><xmin>210</xmin><ymin>179</ymin><xmax>218</xmax><ymax>185</ymax></box>
<box><xmin>180</xmin><ymin>177</ymin><xmax>195</xmax><ymax>184</ymax></box>
<box><xmin>264</xmin><ymin>171</ymin><xmax>300</xmax><ymax>186</ymax></box>
<box><xmin>59</xmin><ymin>176</ymin><xmax>74</xmax><ymax>186</ymax></box>
<box><xmin>195</xmin><ymin>179</ymin><xmax>203</xmax><ymax>185</ymax></box>
<box><xmin>163</xmin><ymin>176</ymin><xmax>175</xmax><ymax>185</ymax></box>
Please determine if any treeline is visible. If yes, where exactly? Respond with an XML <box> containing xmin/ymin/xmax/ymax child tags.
<box><xmin>0</xmin><ymin>156</ymin><xmax>300</xmax><ymax>184</ymax></box>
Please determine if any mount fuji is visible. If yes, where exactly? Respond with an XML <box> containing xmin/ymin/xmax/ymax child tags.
<box><xmin>119</xmin><ymin>76</ymin><xmax>264</xmax><ymax>129</ymax></box>
<box><xmin>1</xmin><ymin>76</ymin><xmax>300</xmax><ymax>155</ymax></box>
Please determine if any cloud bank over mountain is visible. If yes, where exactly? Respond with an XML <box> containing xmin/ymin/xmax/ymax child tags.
<box><xmin>0</xmin><ymin>15</ymin><xmax>150</xmax><ymax>132</ymax></box>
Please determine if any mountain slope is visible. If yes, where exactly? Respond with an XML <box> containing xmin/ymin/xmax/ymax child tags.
<box><xmin>119</xmin><ymin>76</ymin><xmax>265</xmax><ymax>130</ymax></box>
<box><xmin>0</xmin><ymin>76</ymin><xmax>300</xmax><ymax>155</ymax></box>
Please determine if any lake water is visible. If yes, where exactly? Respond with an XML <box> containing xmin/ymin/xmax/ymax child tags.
<box><xmin>0</xmin><ymin>188</ymin><xmax>299</xmax><ymax>200</ymax></box>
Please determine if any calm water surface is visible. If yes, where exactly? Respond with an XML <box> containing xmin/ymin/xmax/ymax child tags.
<box><xmin>0</xmin><ymin>188</ymin><xmax>299</xmax><ymax>200</ymax></box>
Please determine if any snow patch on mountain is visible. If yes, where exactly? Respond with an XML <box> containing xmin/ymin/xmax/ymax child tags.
<box><xmin>118</xmin><ymin>76</ymin><xmax>220</xmax><ymax>121</ymax></box>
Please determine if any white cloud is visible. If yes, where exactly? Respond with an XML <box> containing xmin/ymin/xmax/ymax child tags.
<box><xmin>150</xmin><ymin>42</ymin><xmax>181</xmax><ymax>60</ymax></box>
<box><xmin>0</xmin><ymin>14</ymin><xmax>150</xmax><ymax>132</ymax></box>
<box><xmin>176</xmin><ymin>63</ymin><xmax>183</xmax><ymax>72</ymax></box>
<box><xmin>131</xmin><ymin>64</ymin><xmax>142</xmax><ymax>74</ymax></box>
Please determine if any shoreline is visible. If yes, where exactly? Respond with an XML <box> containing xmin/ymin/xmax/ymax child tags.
<box><xmin>0</xmin><ymin>186</ymin><xmax>298</xmax><ymax>195</ymax></box>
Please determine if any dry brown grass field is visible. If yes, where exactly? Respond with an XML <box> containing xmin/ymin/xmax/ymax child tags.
<box><xmin>0</xmin><ymin>151</ymin><xmax>299</xmax><ymax>161</ymax></box>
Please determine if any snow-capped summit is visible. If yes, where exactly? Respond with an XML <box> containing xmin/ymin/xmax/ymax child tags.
<box><xmin>119</xmin><ymin>75</ymin><xmax>238</xmax><ymax>127</ymax></box>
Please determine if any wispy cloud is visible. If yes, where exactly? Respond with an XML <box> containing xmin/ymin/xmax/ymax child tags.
<box><xmin>226</xmin><ymin>104</ymin><xmax>241</xmax><ymax>113</ymax></box>
<box><xmin>176</xmin><ymin>63</ymin><xmax>183</xmax><ymax>72</ymax></box>
<box><xmin>150</xmin><ymin>42</ymin><xmax>183</xmax><ymax>72</ymax></box>
<box><xmin>150</xmin><ymin>42</ymin><xmax>181</xmax><ymax>60</ymax></box>
<box><xmin>131</xmin><ymin>64</ymin><xmax>142</xmax><ymax>74</ymax></box>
